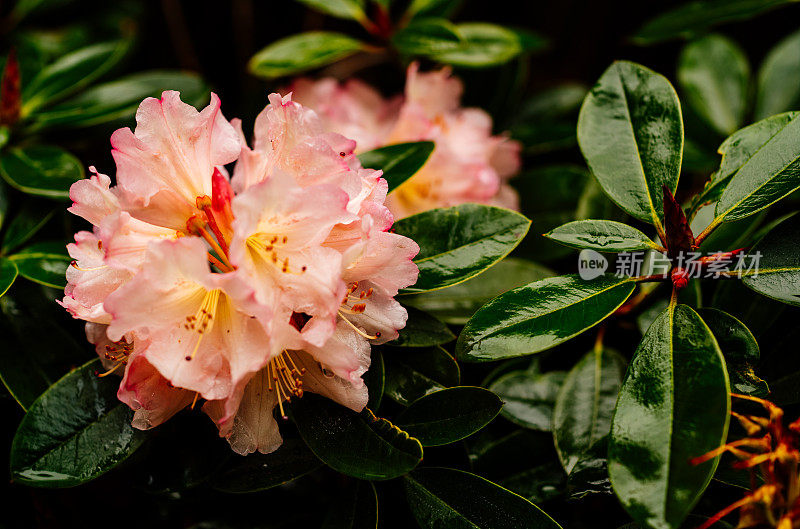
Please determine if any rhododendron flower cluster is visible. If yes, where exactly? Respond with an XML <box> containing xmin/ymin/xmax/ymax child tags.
<box><xmin>288</xmin><ymin>62</ymin><xmax>521</xmax><ymax>218</ymax></box>
<box><xmin>60</xmin><ymin>91</ymin><xmax>419</xmax><ymax>455</ymax></box>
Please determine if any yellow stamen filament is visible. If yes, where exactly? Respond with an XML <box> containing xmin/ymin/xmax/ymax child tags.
<box><xmin>188</xmin><ymin>216</ymin><xmax>234</xmax><ymax>270</ymax></box>
<box><xmin>246</xmin><ymin>233</ymin><xmax>306</xmax><ymax>275</ymax></box>
<box><xmin>70</xmin><ymin>261</ymin><xmax>107</xmax><ymax>272</ymax></box>
<box><xmin>97</xmin><ymin>338</ymin><xmax>134</xmax><ymax>377</ymax></box>
<box><xmin>190</xmin><ymin>392</ymin><xmax>200</xmax><ymax>410</ymax></box>
<box><xmin>266</xmin><ymin>351</ymin><xmax>307</xmax><ymax>419</ymax></box>
<box><xmin>338</xmin><ymin>310</ymin><xmax>379</xmax><ymax>340</ymax></box>
<box><xmin>183</xmin><ymin>289</ymin><xmax>221</xmax><ymax>362</ymax></box>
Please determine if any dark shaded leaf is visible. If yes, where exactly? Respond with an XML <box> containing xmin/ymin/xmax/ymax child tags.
<box><xmin>391</xmin><ymin>306</ymin><xmax>455</xmax><ymax>347</ymax></box>
<box><xmin>391</xmin><ymin>18</ymin><xmax>462</xmax><ymax>57</ymax></box>
<box><xmin>383</xmin><ymin>345</ymin><xmax>459</xmax><ymax>406</ymax></box>
<box><xmin>396</xmin><ymin>386</ymin><xmax>502</xmax><ymax>446</ymax></box>
<box><xmin>321</xmin><ymin>480</ymin><xmax>378</xmax><ymax>529</ymax></box>
<box><xmin>211</xmin><ymin>437</ymin><xmax>322</xmax><ymax>493</ymax></box>
<box><xmin>490</xmin><ymin>370</ymin><xmax>565</xmax><ymax>431</ymax></box>
<box><xmin>756</xmin><ymin>28</ymin><xmax>800</xmax><ymax>120</ymax></box>
<box><xmin>10</xmin><ymin>358</ymin><xmax>147</xmax><ymax>487</ymax></box>
<box><xmin>740</xmin><ymin>213</ymin><xmax>800</xmax><ymax>306</ymax></box>
<box><xmin>291</xmin><ymin>394</ymin><xmax>422</xmax><ymax>480</ymax></box>
<box><xmin>1</xmin><ymin>201</ymin><xmax>56</xmax><ymax>253</ymax></box>
<box><xmin>404</xmin><ymin>467</ymin><xmax>563</xmax><ymax>529</ymax></box>
<box><xmin>0</xmin><ymin>145</ymin><xmax>83</xmax><ymax>199</ymax></box>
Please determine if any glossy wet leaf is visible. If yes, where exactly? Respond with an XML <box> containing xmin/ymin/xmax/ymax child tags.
<box><xmin>9</xmin><ymin>241</ymin><xmax>70</xmax><ymax>288</ymax></box>
<box><xmin>10</xmin><ymin>359</ymin><xmax>148</xmax><ymax>487</ymax></box>
<box><xmin>678</xmin><ymin>34</ymin><xmax>749</xmax><ymax>135</ymax></box>
<box><xmin>691</xmin><ymin>112</ymin><xmax>797</xmax><ymax>211</ymax></box>
<box><xmin>1</xmin><ymin>201</ymin><xmax>57</xmax><ymax>253</ymax></box>
<box><xmin>545</xmin><ymin>220</ymin><xmax>657</xmax><ymax>253</ymax></box>
<box><xmin>391</xmin><ymin>306</ymin><xmax>455</xmax><ymax>347</ymax></box>
<box><xmin>383</xmin><ymin>346</ymin><xmax>460</xmax><ymax>406</ymax></box>
<box><xmin>22</xmin><ymin>40</ymin><xmax>130</xmax><ymax>114</ymax></box>
<box><xmin>404</xmin><ymin>467</ymin><xmax>564</xmax><ymax>529</ymax></box>
<box><xmin>457</xmin><ymin>275</ymin><xmax>635</xmax><ymax>362</ymax></box>
<box><xmin>391</xmin><ymin>18</ymin><xmax>462</xmax><ymax>57</ymax></box>
<box><xmin>0</xmin><ymin>258</ymin><xmax>17</xmax><ymax>297</ymax></box>
<box><xmin>0</xmin><ymin>283</ymin><xmax>90</xmax><ymax>410</ymax></box>
<box><xmin>358</xmin><ymin>141</ymin><xmax>434</xmax><ymax>192</ymax></box>
<box><xmin>490</xmin><ymin>370</ymin><xmax>565</xmax><ymax>431</ymax></box>
<box><xmin>403</xmin><ymin>258</ymin><xmax>554</xmax><ymax>325</ymax></box>
<box><xmin>0</xmin><ymin>145</ymin><xmax>83</xmax><ymax>199</ymax></box>
<box><xmin>567</xmin><ymin>437</ymin><xmax>612</xmax><ymax>499</ymax></box>
<box><xmin>211</xmin><ymin>437</ymin><xmax>322</xmax><ymax>493</ymax></box>
<box><xmin>609</xmin><ymin>304</ymin><xmax>731</xmax><ymax>529</ymax></box>
<box><xmin>631</xmin><ymin>0</ymin><xmax>798</xmax><ymax>45</ymax></box>
<box><xmin>431</xmin><ymin>23</ymin><xmax>531</xmax><ymax>67</ymax></box>
<box><xmin>697</xmin><ymin>308</ymin><xmax>766</xmax><ymax>397</ymax></box>
<box><xmin>577</xmin><ymin>61</ymin><xmax>683</xmax><ymax>226</ymax></box>
<box><xmin>321</xmin><ymin>481</ymin><xmax>378</xmax><ymax>529</ymax></box>
<box><xmin>396</xmin><ymin>387</ymin><xmax>502</xmax><ymax>446</ymax></box>
<box><xmin>0</xmin><ymin>182</ymin><xmax>8</xmax><ymax>229</ymax></box>
<box><xmin>290</xmin><ymin>394</ymin><xmax>422</xmax><ymax>480</ymax></box>
<box><xmin>741</xmin><ymin>213</ymin><xmax>800</xmax><ymax>306</ymax></box>
<box><xmin>716</xmin><ymin>112</ymin><xmax>800</xmax><ymax>222</ymax></box>
<box><xmin>31</xmin><ymin>70</ymin><xmax>209</xmax><ymax>130</ymax></box>
<box><xmin>756</xmin><ymin>28</ymin><xmax>800</xmax><ymax>120</ymax></box>
<box><xmin>249</xmin><ymin>32</ymin><xmax>365</xmax><ymax>79</ymax></box>
<box><xmin>395</xmin><ymin>204</ymin><xmax>531</xmax><ymax>293</ymax></box>
<box><xmin>295</xmin><ymin>0</ymin><xmax>366</xmax><ymax>21</ymax></box>
<box><xmin>553</xmin><ymin>349</ymin><xmax>626</xmax><ymax>473</ymax></box>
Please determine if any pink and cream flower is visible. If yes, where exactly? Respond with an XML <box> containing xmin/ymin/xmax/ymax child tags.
<box><xmin>61</xmin><ymin>90</ymin><xmax>419</xmax><ymax>455</ymax></box>
<box><xmin>288</xmin><ymin>62</ymin><xmax>522</xmax><ymax>218</ymax></box>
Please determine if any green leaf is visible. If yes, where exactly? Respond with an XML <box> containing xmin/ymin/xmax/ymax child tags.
<box><xmin>395</xmin><ymin>386</ymin><xmax>502</xmax><ymax>446</ymax></box>
<box><xmin>431</xmin><ymin>23</ymin><xmax>529</xmax><ymax>68</ymax></box>
<box><xmin>31</xmin><ymin>70</ymin><xmax>209</xmax><ymax>130</ymax></box>
<box><xmin>394</xmin><ymin>204</ymin><xmax>531</xmax><ymax>293</ymax></box>
<box><xmin>248</xmin><ymin>32</ymin><xmax>365</xmax><ymax>79</ymax></box>
<box><xmin>403</xmin><ymin>258</ymin><xmax>554</xmax><ymax>325</ymax></box>
<box><xmin>489</xmin><ymin>370</ymin><xmax>565</xmax><ymax>431</ymax></box>
<box><xmin>756</xmin><ymin>28</ymin><xmax>800</xmax><ymax>120</ymax></box>
<box><xmin>567</xmin><ymin>437</ymin><xmax>612</xmax><ymax>499</ymax></box>
<box><xmin>609</xmin><ymin>304</ymin><xmax>731</xmax><ymax>529</ymax></box>
<box><xmin>358</xmin><ymin>141</ymin><xmax>434</xmax><ymax>192</ymax></box>
<box><xmin>391</xmin><ymin>18</ymin><xmax>463</xmax><ymax>57</ymax></box>
<box><xmin>577</xmin><ymin>61</ymin><xmax>683</xmax><ymax>227</ymax></box>
<box><xmin>0</xmin><ymin>283</ymin><xmax>90</xmax><ymax>410</ymax></box>
<box><xmin>678</xmin><ymin>34</ymin><xmax>749</xmax><ymax>136</ymax></box>
<box><xmin>321</xmin><ymin>481</ymin><xmax>378</xmax><ymax>529</ymax></box>
<box><xmin>715</xmin><ymin>113</ymin><xmax>800</xmax><ymax>222</ymax></box>
<box><xmin>22</xmin><ymin>40</ymin><xmax>130</xmax><ymax>114</ymax></box>
<box><xmin>295</xmin><ymin>0</ymin><xmax>367</xmax><ymax>22</ymax></box>
<box><xmin>404</xmin><ymin>467</ymin><xmax>564</xmax><ymax>529</ymax></box>
<box><xmin>10</xmin><ymin>358</ymin><xmax>148</xmax><ymax>487</ymax></box>
<box><xmin>290</xmin><ymin>394</ymin><xmax>422</xmax><ymax>480</ymax></box>
<box><xmin>0</xmin><ymin>145</ymin><xmax>84</xmax><ymax>199</ymax></box>
<box><xmin>383</xmin><ymin>345</ymin><xmax>460</xmax><ymax>406</ymax></box>
<box><xmin>391</xmin><ymin>306</ymin><xmax>455</xmax><ymax>347</ymax></box>
<box><xmin>0</xmin><ymin>181</ymin><xmax>8</xmax><ymax>230</ymax></box>
<box><xmin>553</xmin><ymin>349</ymin><xmax>626</xmax><ymax>473</ymax></box>
<box><xmin>691</xmin><ymin>112</ymin><xmax>797</xmax><ymax>211</ymax></box>
<box><xmin>1</xmin><ymin>201</ymin><xmax>57</xmax><ymax>253</ymax></box>
<box><xmin>698</xmin><ymin>308</ymin><xmax>767</xmax><ymax>397</ymax></box>
<box><xmin>405</xmin><ymin>0</ymin><xmax>461</xmax><ymax>18</ymax></box>
<box><xmin>545</xmin><ymin>220</ymin><xmax>658</xmax><ymax>252</ymax></box>
<box><xmin>631</xmin><ymin>0</ymin><xmax>799</xmax><ymax>45</ymax></box>
<box><xmin>0</xmin><ymin>258</ymin><xmax>17</xmax><ymax>297</ymax></box>
<box><xmin>511</xmin><ymin>86</ymin><xmax>586</xmax><ymax>155</ymax></box>
<box><xmin>211</xmin><ymin>437</ymin><xmax>322</xmax><ymax>493</ymax></box>
<box><xmin>456</xmin><ymin>275</ymin><xmax>635</xmax><ymax>362</ymax></box>
<box><xmin>8</xmin><ymin>241</ymin><xmax>70</xmax><ymax>288</ymax></box>
<box><xmin>740</xmin><ymin>213</ymin><xmax>800</xmax><ymax>306</ymax></box>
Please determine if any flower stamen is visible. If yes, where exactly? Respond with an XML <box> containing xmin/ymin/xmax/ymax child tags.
<box><xmin>184</xmin><ymin>289</ymin><xmax>221</xmax><ymax>361</ymax></box>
